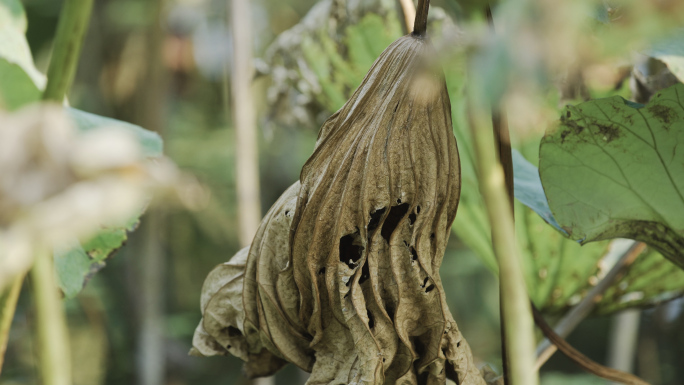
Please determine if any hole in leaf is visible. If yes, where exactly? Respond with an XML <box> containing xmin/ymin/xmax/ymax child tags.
<box><xmin>226</xmin><ymin>345</ymin><xmax>232</xmax><ymax>349</ymax></box>
<box><xmin>223</xmin><ymin>326</ymin><xmax>242</xmax><ymax>337</ymax></box>
<box><xmin>396</xmin><ymin>198</ymin><xmax>402</xmax><ymax>204</ymax></box>
<box><xmin>386</xmin><ymin>304</ymin><xmax>396</xmax><ymax>322</ymax></box>
<box><xmin>410</xmin><ymin>247</ymin><xmax>418</xmax><ymax>261</ymax></box>
<box><xmin>359</xmin><ymin>262</ymin><xmax>370</xmax><ymax>284</ymax></box>
<box><xmin>416</xmin><ymin>205</ymin><xmax>421</xmax><ymax>214</ymax></box>
<box><xmin>367</xmin><ymin>207</ymin><xmax>386</xmax><ymax>234</ymax></box>
<box><xmin>413</xmin><ymin>337</ymin><xmax>426</xmax><ymax>357</ymax></box>
<box><xmin>284</xmin><ymin>210</ymin><xmax>289</xmax><ymax>216</ymax></box>
<box><xmin>318</xmin><ymin>267</ymin><xmax>325</xmax><ymax>275</ymax></box>
<box><xmin>425</xmin><ymin>284</ymin><xmax>435</xmax><ymax>293</ymax></box>
<box><xmin>430</xmin><ymin>233</ymin><xmax>435</xmax><ymax>240</ymax></box>
<box><xmin>367</xmin><ymin>310</ymin><xmax>375</xmax><ymax>329</ymax></box>
<box><xmin>421</xmin><ymin>277</ymin><xmax>429</xmax><ymax>288</ymax></box>
<box><xmin>381</xmin><ymin>203</ymin><xmax>409</xmax><ymax>242</ymax></box>
<box><xmin>408</xmin><ymin>213</ymin><xmax>416</xmax><ymax>225</ymax></box>
<box><xmin>344</xmin><ymin>292</ymin><xmax>350</xmax><ymax>299</ymax></box>
<box><xmin>339</xmin><ymin>230</ymin><xmax>364</xmax><ymax>269</ymax></box>
<box><xmin>457</xmin><ymin>341</ymin><xmax>461</xmax><ymax>348</ymax></box>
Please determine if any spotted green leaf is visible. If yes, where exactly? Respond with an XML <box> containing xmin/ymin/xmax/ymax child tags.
<box><xmin>539</xmin><ymin>83</ymin><xmax>684</xmax><ymax>269</ymax></box>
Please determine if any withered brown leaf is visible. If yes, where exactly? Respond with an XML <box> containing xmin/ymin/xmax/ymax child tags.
<box><xmin>192</xmin><ymin>34</ymin><xmax>488</xmax><ymax>385</ymax></box>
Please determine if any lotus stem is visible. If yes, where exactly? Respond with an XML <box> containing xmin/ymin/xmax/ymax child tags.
<box><xmin>31</xmin><ymin>248</ymin><xmax>72</xmax><ymax>385</ymax></box>
<box><xmin>0</xmin><ymin>274</ymin><xmax>24</xmax><ymax>375</ymax></box>
<box><xmin>42</xmin><ymin>0</ymin><xmax>94</xmax><ymax>102</ymax></box>
<box><xmin>413</xmin><ymin>0</ymin><xmax>430</xmax><ymax>37</ymax></box>
<box><xmin>468</xmin><ymin>90</ymin><xmax>539</xmax><ymax>385</ymax></box>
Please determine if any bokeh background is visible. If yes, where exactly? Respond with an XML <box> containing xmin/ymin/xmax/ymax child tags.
<box><xmin>2</xmin><ymin>0</ymin><xmax>684</xmax><ymax>384</ymax></box>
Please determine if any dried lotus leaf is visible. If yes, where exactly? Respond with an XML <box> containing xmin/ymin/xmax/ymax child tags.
<box><xmin>287</xmin><ymin>34</ymin><xmax>484</xmax><ymax>385</ymax></box>
<box><xmin>192</xmin><ymin>34</ymin><xmax>487</xmax><ymax>385</ymax></box>
<box><xmin>190</xmin><ymin>246</ymin><xmax>247</xmax><ymax>359</ymax></box>
<box><xmin>192</xmin><ymin>183</ymin><xmax>301</xmax><ymax>376</ymax></box>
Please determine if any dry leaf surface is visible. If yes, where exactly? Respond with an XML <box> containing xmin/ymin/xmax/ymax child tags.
<box><xmin>193</xmin><ymin>35</ymin><xmax>487</xmax><ymax>385</ymax></box>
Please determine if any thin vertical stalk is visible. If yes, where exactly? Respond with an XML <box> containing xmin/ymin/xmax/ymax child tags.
<box><xmin>485</xmin><ymin>6</ymin><xmax>513</xmax><ymax>383</ymax></box>
<box><xmin>30</xmin><ymin>0</ymin><xmax>93</xmax><ymax>383</ymax></box>
<box><xmin>607</xmin><ymin>309</ymin><xmax>642</xmax><ymax>385</ymax></box>
<box><xmin>230</xmin><ymin>0</ymin><xmax>262</xmax><ymax>247</ymax></box>
<box><xmin>0</xmin><ymin>274</ymin><xmax>24</xmax><ymax>375</ymax></box>
<box><xmin>42</xmin><ymin>0</ymin><xmax>94</xmax><ymax>102</ymax></box>
<box><xmin>485</xmin><ymin>6</ymin><xmax>514</xmax><ymax>211</ymax></box>
<box><xmin>398</xmin><ymin>0</ymin><xmax>416</xmax><ymax>32</ymax></box>
<box><xmin>468</xmin><ymin>92</ymin><xmax>538</xmax><ymax>385</ymax></box>
<box><xmin>229</xmin><ymin>0</ymin><xmax>268</xmax><ymax>383</ymax></box>
<box><xmin>134</xmin><ymin>0</ymin><xmax>167</xmax><ymax>383</ymax></box>
<box><xmin>412</xmin><ymin>0</ymin><xmax>430</xmax><ymax>37</ymax></box>
<box><xmin>137</xmin><ymin>216</ymin><xmax>165</xmax><ymax>385</ymax></box>
<box><xmin>31</xmin><ymin>248</ymin><xmax>72</xmax><ymax>385</ymax></box>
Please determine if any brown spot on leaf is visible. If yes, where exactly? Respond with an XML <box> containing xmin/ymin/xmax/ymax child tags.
<box><xmin>597</xmin><ymin>123</ymin><xmax>620</xmax><ymax>142</ymax></box>
<box><xmin>560</xmin><ymin>119</ymin><xmax>585</xmax><ymax>143</ymax></box>
<box><xmin>648</xmin><ymin>104</ymin><xmax>677</xmax><ymax>127</ymax></box>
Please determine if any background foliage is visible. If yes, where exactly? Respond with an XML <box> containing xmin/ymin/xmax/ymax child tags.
<box><xmin>1</xmin><ymin>0</ymin><xmax>684</xmax><ymax>384</ymax></box>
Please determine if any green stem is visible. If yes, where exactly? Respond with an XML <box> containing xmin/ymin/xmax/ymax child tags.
<box><xmin>0</xmin><ymin>274</ymin><xmax>24</xmax><ymax>375</ymax></box>
<box><xmin>42</xmin><ymin>0</ymin><xmax>94</xmax><ymax>102</ymax></box>
<box><xmin>485</xmin><ymin>6</ymin><xmax>513</xmax><ymax>384</ymax></box>
<box><xmin>468</xmin><ymin>89</ymin><xmax>538</xmax><ymax>385</ymax></box>
<box><xmin>31</xmin><ymin>248</ymin><xmax>72</xmax><ymax>385</ymax></box>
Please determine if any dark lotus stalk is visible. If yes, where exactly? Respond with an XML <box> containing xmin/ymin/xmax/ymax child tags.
<box><xmin>192</xmin><ymin>26</ymin><xmax>488</xmax><ymax>385</ymax></box>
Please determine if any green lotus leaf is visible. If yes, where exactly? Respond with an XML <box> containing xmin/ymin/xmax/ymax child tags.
<box><xmin>539</xmin><ymin>83</ymin><xmax>684</xmax><ymax>269</ymax></box>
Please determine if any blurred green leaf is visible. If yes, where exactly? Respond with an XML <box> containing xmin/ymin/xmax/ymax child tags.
<box><xmin>511</xmin><ymin>150</ymin><xmax>564</xmax><ymax>233</ymax></box>
<box><xmin>0</xmin><ymin>0</ymin><xmax>26</xmax><ymax>31</ymax></box>
<box><xmin>54</xmin><ymin>242</ymin><xmax>94</xmax><ymax>299</ymax></box>
<box><xmin>597</xmin><ymin>248</ymin><xmax>684</xmax><ymax>315</ymax></box>
<box><xmin>81</xmin><ymin>219</ymin><xmax>139</xmax><ymax>263</ymax></box>
<box><xmin>0</xmin><ymin>58</ymin><xmax>40</xmax><ymax>110</ymax></box>
<box><xmin>539</xmin><ymin>83</ymin><xmax>684</xmax><ymax>269</ymax></box>
<box><xmin>0</xmin><ymin>0</ymin><xmax>39</xmax><ymax>109</ymax></box>
<box><xmin>68</xmin><ymin>108</ymin><xmax>163</xmax><ymax>157</ymax></box>
<box><xmin>54</xmin><ymin>107</ymin><xmax>161</xmax><ymax>297</ymax></box>
<box><xmin>0</xmin><ymin>0</ymin><xmax>45</xmax><ymax>89</ymax></box>
<box><xmin>54</xmin><ymin>218</ymin><xmax>138</xmax><ymax>299</ymax></box>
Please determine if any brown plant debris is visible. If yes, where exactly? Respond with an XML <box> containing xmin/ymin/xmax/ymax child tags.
<box><xmin>192</xmin><ymin>34</ymin><xmax>487</xmax><ymax>385</ymax></box>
